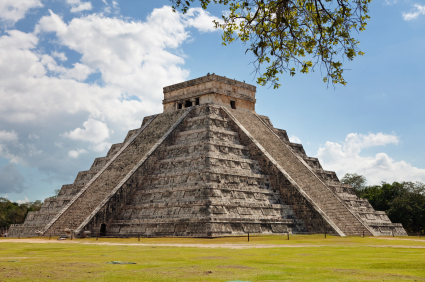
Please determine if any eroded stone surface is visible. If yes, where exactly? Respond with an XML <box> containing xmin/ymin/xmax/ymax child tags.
<box><xmin>9</xmin><ymin>75</ymin><xmax>407</xmax><ymax>237</ymax></box>
<box><xmin>95</xmin><ymin>105</ymin><xmax>293</xmax><ymax>237</ymax></box>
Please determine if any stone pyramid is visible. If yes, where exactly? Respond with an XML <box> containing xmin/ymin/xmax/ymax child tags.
<box><xmin>9</xmin><ymin>75</ymin><xmax>407</xmax><ymax>237</ymax></box>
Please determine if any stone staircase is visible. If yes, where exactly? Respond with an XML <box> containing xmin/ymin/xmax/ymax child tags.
<box><xmin>224</xmin><ymin>107</ymin><xmax>373</xmax><ymax>236</ymax></box>
<box><xmin>10</xmin><ymin>110</ymin><xmax>185</xmax><ymax>237</ymax></box>
<box><xmin>41</xmin><ymin>110</ymin><xmax>189</xmax><ymax>236</ymax></box>
<box><xmin>8</xmin><ymin>144</ymin><xmax>127</xmax><ymax>237</ymax></box>
<box><xmin>8</xmin><ymin>118</ymin><xmax>158</xmax><ymax>237</ymax></box>
<box><xmin>281</xmin><ymin>133</ymin><xmax>407</xmax><ymax>236</ymax></box>
<box><xmin>8</xmin><ymin>115</ymin><xmax>165</xmax><ymax>237</ymax></box>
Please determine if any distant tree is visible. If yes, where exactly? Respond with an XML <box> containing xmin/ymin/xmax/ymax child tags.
<box><xmin>0</xmin><ymin>197</ymin><xmax>43</xmax><ymax>229</ymax></box>
<box><xmin>339</xmin><ymin>174</ymin><xmax>425</xmax><ymax>233</ymax></box>
<box><xmin>171</xmin><ymin>0</ymin><xmax>371</xmax><ymax>88</ymax></box>
<box><xmin>0</xmin><ymin>198</ymin><xmax>9</xmax><ymax>228</ymax></box>
<box><xmin>360</xmin><ymin>182</ymin><xmax>405</xmax><ymax>212</ymax></box>
<box><xmin>341</xmin><ymin>173</ymin><xmax>366</xmax><ymax>196</ymax></box>
<box><xmin>53</xmin><ymin>189</ymin><xmax>61</xmax><ymax>197</ymax></box>
<box><xmin>359</xmin><ymin>181</ymin><xmax>425</xmax><ymax>233</ymax></box>
<box><xmin>28</xmin><ymin>200</ymin><xmax>42</xmax><ymax>212</ymax></box>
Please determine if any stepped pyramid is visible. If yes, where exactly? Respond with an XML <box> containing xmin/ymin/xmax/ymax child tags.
<box><xmin>9</xmin><ymin>75</ymin><xmax>407</xmax><ymax>237</ymax></box>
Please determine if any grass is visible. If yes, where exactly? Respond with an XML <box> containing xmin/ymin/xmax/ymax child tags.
<box><xmin>0</xmin><ymin>235</ymin><xmax>425</xmax><ymax>281</ymax></box>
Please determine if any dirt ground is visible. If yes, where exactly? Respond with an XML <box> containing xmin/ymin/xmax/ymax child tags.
<box><xmin>0</xmin><ymin>238</ymin><xmax>324</xmax><ymax>249</ymax></box>
<box><xmin>1</xmin><ymin>238</ymin><xmax>425</xmax><ymax>249</ymax></box>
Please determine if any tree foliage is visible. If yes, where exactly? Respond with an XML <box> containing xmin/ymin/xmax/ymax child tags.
<box><xmin>341</xmin><ymin>172</ymin><xmax>366</xmax><ymax>195</ymax></box>
<box><xmin>170</xmin><ymin>0</ymin><xmax>371</xmax><ymax>88</ymax></box>
<box><xmin>359</xmin><ymin>181</ymin><xmax>425</xmax><ymax>233</ymax></box>
<box><xmin>0</xmin><ymin>198</ymin><xmax>42</xmax><ymax>229</ymax></box>
<box><xmin>53</xmin><ymin>189</ymin><xmax>61</xmax><ymax>198</ymax></box>
<box><xmin>342</xmin><ymin>174</ymin><xmax>425</xmax><ymax>233</ymax></box>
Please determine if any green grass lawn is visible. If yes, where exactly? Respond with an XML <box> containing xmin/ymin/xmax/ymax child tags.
<box><xmin>1</xmin><ymin>235</ymin><xmax>424</xmax><ymax>281</ymax></box>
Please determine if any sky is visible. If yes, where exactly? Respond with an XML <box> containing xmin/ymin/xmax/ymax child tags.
<box><xmin>0</xmin><ymin>0</ymin><xmax>424</xmax><ymax>203</ymax></box>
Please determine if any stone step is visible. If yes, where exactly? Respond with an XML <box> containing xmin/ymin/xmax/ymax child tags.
<box><xmin>90</xmin><ymin>156</ymin><xmax>111</xmax><ymax>171</ymax></box>
<box><xmin>185</xmin><ymin>113</ymin><xmax>229</xmax><ymax>123</ymax></box>
<box><xmin>105</xmin><ymin>143</ymin><xmax>123</xmax><ymax>158</ymax></box>
<box><xmin>111</xmin><ymin>217</ymin><xmax>291</xmax><ymax>225</ymax></box>
<box><xmin>123</xmin><ymin>193</ymin><xmax>284</xmax><ymax>205</ymax></box>
<box><xmin>158</xmin><ymin>153</ymin><xmax>258</xmax><ymax>165</ymax></box>
<box><xmin>132</xmin><ymin>185</ymin><xmax>278</xmax><ymax>196</ymax></box>
<box><xmin>164</xmin><ymin>140</ymin><xmax>248</xmax><ymax>152</ymax></box>
<box><xmin>176</xmin><ymin>127</ymin><xmax>238</xmax><ymax>138</ymax></box>
<box><xmin>140</xmin><ymin>182</ymin><xmax>271</xmax><ymax>194</ymax></box>
<box><xmin>151</xmin><ymin>162</ymin><xmax>263</xmax><ymax>177</ymax></box>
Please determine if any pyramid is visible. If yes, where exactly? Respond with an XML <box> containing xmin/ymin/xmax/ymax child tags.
<box><xmin>9</xmin><ymin>75</ymin><xmax>407</xmax><ymax>237</ymax></box>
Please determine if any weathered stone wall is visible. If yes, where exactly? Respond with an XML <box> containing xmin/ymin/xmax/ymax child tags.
<box><xmin>81</xmin><ymin>108</ymin><xmax>194</xmax><ymax>235</ymax></box>
<box><xmin>163</xmin><ymin>74</ymin><xmax>256</xmax><ymax>113</ymax></box>
<box><xmin>41</xmin><ymin>110</ymin><xmax>186</xmax><ymax>236</ymax></box>
<box><xmin>223</xmin><ymin>109</ymin><xmax>335</xmax><ymax>234</ymax></box>
<box><xmin>85</xmin><ymin>105</ymin><xmax>294</xmax><ymax>237</ymax></box>
<box><xmin>224</xmin><ymin>107</ymin><xmax>373</xmax><ymax>236</ymax></box>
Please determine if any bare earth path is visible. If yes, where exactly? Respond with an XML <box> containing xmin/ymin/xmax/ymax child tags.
<box><xmin>1</xmin><ymin>238</ymin><xmax>425</xmax><ymax>249</ymax></box>
<box><xmin>375</xmin><ymin>237</ymin><xmax>425</xmax><ymax>242</ymax></box>
<box><xmin>0</xmin><ymin>239</ymin><xmax>325</xmax><ymax>249</ymax></box>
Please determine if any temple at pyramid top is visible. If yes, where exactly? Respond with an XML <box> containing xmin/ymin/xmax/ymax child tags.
<box><xmin>163</xmin><ymin>74</ymin><xmax>256</xmax><ymax>112</ymax></box>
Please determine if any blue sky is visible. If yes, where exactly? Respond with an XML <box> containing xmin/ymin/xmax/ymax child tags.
<box><xmin>0</xmin><ymin>0</ymin><xmax>424</xmax><ymax>203</ymax></box>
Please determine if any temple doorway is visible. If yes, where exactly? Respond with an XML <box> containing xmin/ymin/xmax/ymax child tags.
<box><xmin>100</xmin><ymin>224</ymin><xmax>107</xmax><ymax>237</ymax></box>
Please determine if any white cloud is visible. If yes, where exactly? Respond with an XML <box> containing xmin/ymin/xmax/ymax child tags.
<box><xmin>103</xmin><ymin>4</ymin><xmax>111</xmax><ymax>14</ymax></box>
<box><xmin>0</xmin><ymin>6</ymin><xmax>220</xmax><ymax>194</ymax></box>
<box><xmin>51</xmin><ymin>51</ymin><xmax>67</xmax><ymax>61</ymax></box>
<box><xmin>289</xmin><ymin>135</ymin><xmax>301</xmax><ymax>143</ymax></box>
<box><xmin>32</xmin><ymin>8</ymin><xmax>196</xmax><ymax>124</ymax></box>
<box><xmin>66</xmin><ymin>0</ymin><xmax>93</xmax><ymax>13</ymax></box>
<box><xmin>0</xmin><ymin>0</ymin><xmax>43</xmax><ymax>24</ymax></box>
<box><xmin>93</xmin><ymin>142</ymin><xmax>112</xmax><ymax>152</ymax></box>
<box><xmin>317</xmin><ymin>132</ymin><xmax>425</xmax><ymax>185</ymax></box>
<box><xmin>28</xmin><ymin>133</ymin><xmax>40</xmax><ymax>141</ymax></box>
<box><xmin>402</xmin><ymin>4</ymin><xmax>425</xmax><ymax>21</ymax></box>
<box><xmin>384</xmin><ymin>0</ymin><xmax>397</xmax><ymax>5</ymax></box>
<box><xmin>16</xmin><ymin>196</ymin><xmax>29</xmax><ymax>204</ymax></box>
<box><xmin>68</xmin><ymin>149</ymin><xmax>87</xmax><ymax>158</ymax></box>
<box><xmin>71</xmin><ymin>2</ymin><xmax>92</xmax><ymax>13</ymax></box>
<box><xmin>340</xmin><ymin>132</ymin><xmax>399</xmax><ymax>156</ymax></box>
<box><xmin>63</xmin><ymin>118</ymin><xmax>111</xmax><ymax>144</ymax></box>
<box><xmin>182</xmin><ymin>8</ymin><xmax>221</xmax><ymax>33</ymax></box>
<box><xmin>0</xmin><ymin>144</ymin><xmax>20</xmax><ymax>164</ymax></box>
<box><xmin>0</xmin><ymin>130</ymin><xmax>18</xmax><ymax>142</ymax></box>
<box><xmin>54</xmin><ymin>142</ymin><xmax>63</xmax><ymax>148</ymax></box>
<box><xmin>62</xmin><ymin>63</ymin><xmax>93</xmax><ymax>81</ymax></box>
<box><xmin>101</xmin><ymin>0</ymin><xmax>119</xmax><ymax>14</ymax></box>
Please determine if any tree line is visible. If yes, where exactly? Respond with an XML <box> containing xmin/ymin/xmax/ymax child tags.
<box><xmin>341</xmin><ymin>173</ymin><xmax>425</xmax><ymax>234</ymax></box>
<box><xmin>0</xmin><ymin>198</ymin><xmax>42</xmax><ymax>231</ymax></box>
